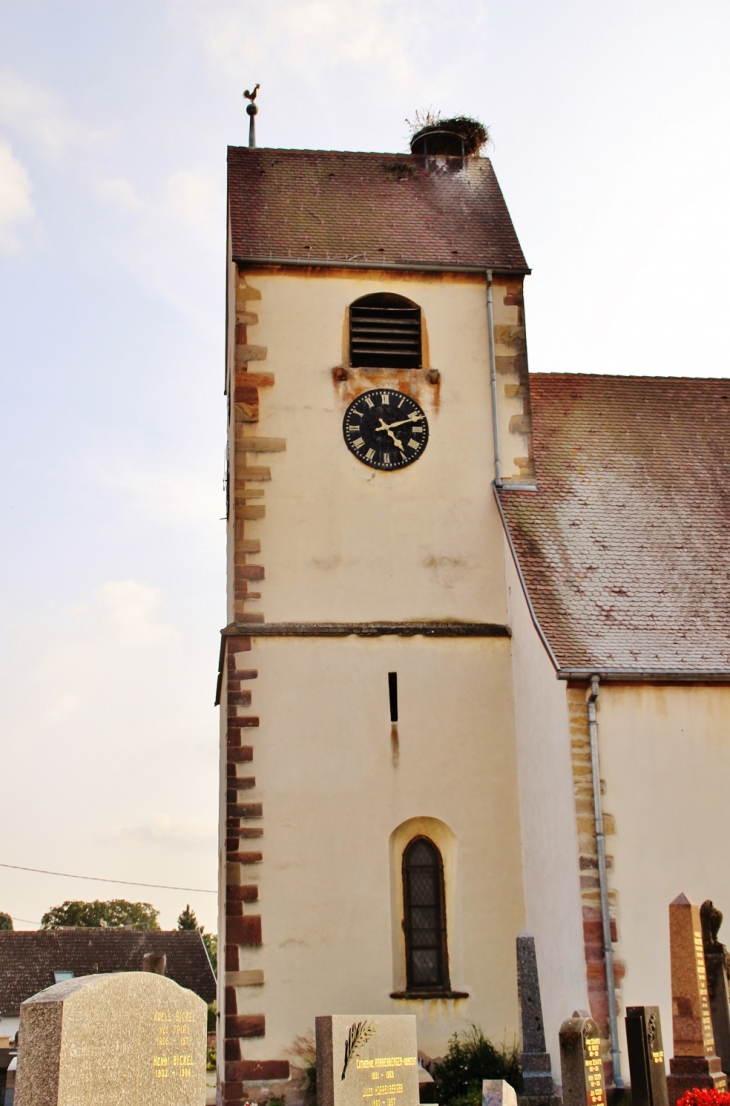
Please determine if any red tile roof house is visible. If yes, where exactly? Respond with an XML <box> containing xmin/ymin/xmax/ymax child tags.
<box><xmin>0</xmin><ymin>929</ymin><xmax>216</xmax><ymax>1047</ymax></box>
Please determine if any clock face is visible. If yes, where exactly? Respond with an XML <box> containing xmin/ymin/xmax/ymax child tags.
<box><xmin>343</xmin><ymin>388</ymin><xmax>429</xmax><ymax>470</ymax></box>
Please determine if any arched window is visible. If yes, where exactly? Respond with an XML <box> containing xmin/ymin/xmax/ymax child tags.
<box><xmin>402</xmin><ymin>836</ymin><xmax>449</xmax><ymax>991</ymax></box>
<box><xmin>349</xmin><ymin>293</ymin><xmax>422</xmax><ymax>369</ymax></box>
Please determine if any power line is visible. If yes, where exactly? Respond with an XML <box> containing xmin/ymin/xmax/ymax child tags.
<box><xmin>0</xmin><ymin>862</ymin><xmax>216</xmax><ymax>895</ymax></box>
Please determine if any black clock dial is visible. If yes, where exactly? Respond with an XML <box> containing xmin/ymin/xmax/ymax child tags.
<box><xmin>343</xmin><ymin>388</ymin><xmax>429</xmax><ymax>470</ymax></box>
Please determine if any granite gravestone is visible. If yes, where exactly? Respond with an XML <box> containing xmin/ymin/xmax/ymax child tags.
<box><xmin>316</xmin><ymin>1015</ymin><xmax>419</xmax><ymax>1106</ymax></box>
<box><xmin>700</xmin><ymin>900</ymin><xmax>730</xmax><ymax>1080</ymax></box>
<box><xmin>666</xmin><ymin>894</ymin><xmax>727</xmax><ymax>1106</ymax></box>
<box><xmin>483</xmin><ymin>1079</ymin><xmax>518</xmax><ymax>1106</ymax></box>
<box><xmin>15</xmin><ymin>972</ymin><xmax>207</xmax><ymax>1106</ymax></box>
<box><xmin>625</xmin><ymin>1007</ymin><xmax>669</xmax><ymax>1106</ymax></box>
<box><xmin>516</xmin><ymin>933</ymin><xmax>561</xmax><ymax>1106</ymax></box>
<box><xmin>559</xmin><ymin>1013</ymin><xmax>607</xmax><ymax>1106</ymax></box>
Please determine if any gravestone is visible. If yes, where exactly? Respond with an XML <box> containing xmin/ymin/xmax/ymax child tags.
<box><xmin>666</xmin><ymin>893</ymin><xmax>727</xmax><ymax>1106</ymax></box>
<box><xmin>625</xmin><ymin>1007</ymin><xmax>669</xmax><ymax>1106</ymax></box>
<box><xmin>559</xmin><ymin>1012</ymin><xmax>607</xmax><ymax>1106</ymax></box>
<box><xmin>483</xmin><ymin>1079</ymin><xmax>518</xmax><ymax>1106</ymax></box>
<box><xmin>516</xmin><ymin>933</ymin><xmax>561</xmax><ymax>1106</ymax></box>
<box><xmin>15</xmin><ymin>972</ymin><xmax>206</xmax><ymax>1106</ymax></box>
<box><xmin>700</xmin><ymin>900</ymin><xmax>730</xmax><ymax>1079</ymax></box>
<box><xmin>316</xmin><ymin>1015</ymin><xmax>419</xmax><ymax>1106</ymax></box>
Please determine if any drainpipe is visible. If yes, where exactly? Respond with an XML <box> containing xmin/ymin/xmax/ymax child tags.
<box><xmin>486</xmin><ymin>270</ymin><xmax>502</xmax><ymax>487</ymax></box>
<box><xmin>587</xmin><ymin>674</ymin><xmax>623</xmax><ymax>1088</ymax></box>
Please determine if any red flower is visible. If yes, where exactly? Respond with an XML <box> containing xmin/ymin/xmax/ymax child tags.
<box><xmin>677</xmin><ymin>1090</ymin><xmax>730</xmax><ymax>1106</ymax></box>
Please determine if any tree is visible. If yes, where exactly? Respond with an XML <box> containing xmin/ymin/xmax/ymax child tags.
<box><xmin>41</xmin><ymin>900</ymin><xmax>160</xmax><ymax>930</ymax></box>
<box><xmin>202</xmin><ymin>932</ymin><xmax>217</xmax><ymax>974</ymax></box>
<box><xmin>177</xmin><ymin>904</ymin><xmax>217</xmax><ymax>974</ymax></box>
<box><xmin>0</xmin><ymin>912</ymin><xmax>13</xmax><ymax>931</ymax></box>
<box><xmin>177</xmin><ymin>904</ymin><xmax>199</xmax><ymax>930</ymax></box>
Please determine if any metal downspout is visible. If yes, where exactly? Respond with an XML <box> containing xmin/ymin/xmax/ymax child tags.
<box><xmin>486</xmin><ymin>270</ymin><xmax>502</xmax><ymax>487</ymax></box>
<box><xmin>587</xmin><ymin>675</ymin><xmax>623</xmax><ymax>1088</ymax></box>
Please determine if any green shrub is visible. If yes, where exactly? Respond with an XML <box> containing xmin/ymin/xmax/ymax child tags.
<box><xmin>433</xmin><ymin>1025</ymin><xmax>521</xmax><ymax>1106</ymax></box>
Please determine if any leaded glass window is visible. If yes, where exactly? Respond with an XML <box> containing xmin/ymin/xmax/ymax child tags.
<box><xmin>402</xmin><ymin>836</ymin><xmax>449</xmax><ymax>991</ymax></box>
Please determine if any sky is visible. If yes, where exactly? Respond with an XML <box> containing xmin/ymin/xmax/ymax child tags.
<box><xmin>1</xmin><ymin>0</ymin><xmax>729</xmax><ymax>934</ymax></box>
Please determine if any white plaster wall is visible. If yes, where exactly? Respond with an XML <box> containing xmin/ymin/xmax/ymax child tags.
<box><xmin>0</xmin><ymin>1015</ymin><xmax>19</xmax><ymax>1042</ymax></box>
<box><xmin>240</xmin><ymin>270</ymin><xmax>508</xmax><ymax>625</ymax></box>
<box><xmin>232</xmin><ymin>634</ymin><xmax>526</xmax><ymax>1060</ymax></box>
<box><xmin>504</xmin><ymin>543</ymin><xmax>589</xmax><ymax>1073</ymax></box>
<box><xmin>595</xmin><ymin>684</ymin><xmax>730</xmax><ymax>1074</ymax></box>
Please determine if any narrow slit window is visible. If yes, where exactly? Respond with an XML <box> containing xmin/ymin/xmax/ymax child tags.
<box><xmin>388</xmin><ymin>672</ymin><xmax>398</xmax><ymax>722</ymax></box>
<box><xmin>402</xmin><ymin>836</ymin><xmax>449</xmax><ymax>991</ymax></box>
<box><xmin>349</xmin><ymin>293</ymin><xmax>422</xmax><ymax>369</ymax></box>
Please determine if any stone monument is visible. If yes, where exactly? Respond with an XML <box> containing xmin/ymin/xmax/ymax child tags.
<box><xmin>700</xmin><ymin>900</ymin><xmax>730</xmax><ymax>1080</ymax></box>
<box><xmin>666</xmin><ymin>893</ymin><xmax>727</xmax><ymax>1106</ymax></box>
<box><xmin>316</xmin><ymin>1015</ymin><xmax>419</xmax><ymax>1106</ymax></box>
<box><xmin>15</xmin><ymin>971</ymin><xmax>207</xmax><ymax>1106</ymax></box>
<box><xmin>516</xmin><ymin>933</ymin><xmax>561</xmax><ymax>1106</ymax></box>
<box><xmin>625</xmin><ymin>1007</ymin><xmax>669</xmax><ymax>1106</ymax></box>
<box><xmin>559</xmin><ymin>1012</ymin><xmax>607</xmax><ymax>1106</ymax></box>
<box><xmin>483</xmin><ymin>1079</ymin><xmax>518</xmax><ymax>1106</ymax></box>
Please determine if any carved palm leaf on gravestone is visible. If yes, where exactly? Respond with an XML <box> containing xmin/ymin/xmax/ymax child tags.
<box><xmin>341</xmin><ymin>1021</ymin><xmax>378</xmax><ymax>1080</ymax></box>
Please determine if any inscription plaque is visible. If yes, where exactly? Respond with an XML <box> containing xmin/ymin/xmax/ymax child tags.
<box><xmin>316</xmin><ymin>1015</ymin><xmax>419</xmax><ymax>1106</ymax></box>
<box><xmin>559</xmin><ymin>1013</ymin><xmax>607</xmax><ymax>1106</ymax></box>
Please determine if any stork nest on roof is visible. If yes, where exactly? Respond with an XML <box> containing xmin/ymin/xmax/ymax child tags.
<box><xmin>409</xmin><ymin>115</ymin><xmax>490</xmax><ymax>157</ymax></box>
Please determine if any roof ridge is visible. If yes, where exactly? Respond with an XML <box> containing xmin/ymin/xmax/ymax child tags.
<box><xmin>228</xmin><ymin>145</ymin><xmax>493</xmax><ymax>161</ymax></box>
<box><xmin>531</xmin><ymin>371</ymin><xmax>730</xmax><ymax>384</ymax></box>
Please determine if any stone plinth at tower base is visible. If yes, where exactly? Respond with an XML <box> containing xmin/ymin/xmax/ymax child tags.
<box><xmin>666</xmin><ymin>894</ymin><xmax>727</xmax><ymax>1106</ymax></box>
<box><xmin>15</xmin><ymin>972</ymin><xmax>207</xmax><ymax>1106</ymax></box>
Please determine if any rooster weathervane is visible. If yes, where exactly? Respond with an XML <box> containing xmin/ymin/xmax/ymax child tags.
<box><xmin>243</xmin><ymin>84</ymin><xmax>260</xmax><ymax>148</ymax></box>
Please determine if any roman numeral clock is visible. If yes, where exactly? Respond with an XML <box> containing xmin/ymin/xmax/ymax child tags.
<box><xmin>343</xmin><ymin>388</ymin><xmax>429</xmax><ymax>470</ymax></box>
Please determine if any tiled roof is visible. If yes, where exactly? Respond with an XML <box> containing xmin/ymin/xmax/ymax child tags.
<box><xmin>228</xmin><ymin>147</ymin><xmax>528</xmax><ymax>271</ymax></box>
<box><xmin>498</xmin><ymin>374</ymin><xmax>730</xmax><ymax>673</ymax></box>
<box><xmin>0</xmin><ymin>930</ymin><xmax>216</xmax><ymax>1015</ymax></box>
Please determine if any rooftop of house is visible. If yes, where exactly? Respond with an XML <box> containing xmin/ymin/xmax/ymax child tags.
<box><xmin>0</xmin><ymin>930</ymin><xmax>216</xmax><ymax>1015</ymax></box>
<box><xmin>227</xmin><ymin>146</ymin><xmax>528</xmax><ymax>272</ymax></box>
<box><xmin>497</xmin><ymin>373</ymin><xmax>730</xmax><ymax>675</ymax></box>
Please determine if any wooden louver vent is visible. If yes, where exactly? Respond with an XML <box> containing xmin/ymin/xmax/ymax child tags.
<box><xmin>349</xmin><ymin>293</ymin><xmax>422</xmax><ymax>369</ymax></box>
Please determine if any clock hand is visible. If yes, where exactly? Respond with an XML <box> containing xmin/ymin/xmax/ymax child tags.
<box><xmin>374</xmin><ymin>419</ymin><xmax>406</xmax><ymax>450</ymax></box>
<box><xmin>376</xmin><ymin>414</ymin><xmax>424</xmax><ymax>432</ymax></box>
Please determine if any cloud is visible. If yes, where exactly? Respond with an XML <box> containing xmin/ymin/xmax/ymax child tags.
<box><xmin>92</xmin><ymin>176</ymin><xmax>144</xmax><ymax>212</ymax></box>
<box><xmin>114</xmin><ymin>814</ymin><xmax>216</xmax><ymax>850</ymax></box>
<box><xmin>0</xmin><ymin>139</ymin><xmax>35</xmax><ymax>252</ymax></box>
<box><xmin>169</xmin><ymin>0</ymin><xmax>429</xmax><ymax>97</ymax></box>
<box><xmin>166</xmin><ymin>170</ymin><xmax>220</xmax><ymax>235</ymax></box>
<box><xmin>92</xmin><ymin>580</ymin><xmax>177</xmax><ymax>648</ymax></box>
<box><xmin>42</xmin><ymin>693</ymin><xmax>84</xmax><ymax>724</ymax></box>
<box><xmin>0</xmin><ymin>70</ymin><xmax>106</xmax><ymax>159</ymax></box>
<box><xmin>97</xmin><ymin>461</ymin><xmax>223</xmax><ymax>532</ymax></box>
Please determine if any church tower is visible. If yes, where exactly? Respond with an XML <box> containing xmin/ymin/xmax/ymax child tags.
<box><xmin>217</xmin><ymin>120</ymin><xmax>538</xmax><ymax>1104</ymax></box>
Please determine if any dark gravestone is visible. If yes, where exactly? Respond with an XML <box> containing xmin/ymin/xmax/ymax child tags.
<box><xmin>559</xmin><ymin>1013</ymin><xmax>607</xmax><ymax>1106</ymax></box>
<box><xmin>700</xmin><ymin>900</ymin><xmax>730</xmax><ymax>1080</ymax></box>
<box><xmin>625</xmin><ymin>1007</ymin><xmax>669</xmax><ymax>1106</ymax></box>
<box><xmin>516</xmin><ymin>934</ymin><xmax>561</xmax><ymax>1106</ymax></box>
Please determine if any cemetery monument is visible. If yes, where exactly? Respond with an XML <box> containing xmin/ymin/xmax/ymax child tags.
<box><xmin>15</xmin><ymin>971</ymin><xmax>206</xmax><ymax>1106</ymax></box>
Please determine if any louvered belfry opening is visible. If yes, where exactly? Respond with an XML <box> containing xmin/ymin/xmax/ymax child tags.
<box><xmin>402</xmin><ymin>836</ymin><xmax>449</xmax><ymax>991</ymax></box>
<box><xmin>349</xmin><ymin>293</ymin><xmax>422</xmax><ymax>369</ymax></box>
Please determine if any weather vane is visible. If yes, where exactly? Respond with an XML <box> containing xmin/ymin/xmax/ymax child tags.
<box><xmin>244</xmin><ymin>84</ymin><xmax>260</xmax><ymax>149</ymax></box>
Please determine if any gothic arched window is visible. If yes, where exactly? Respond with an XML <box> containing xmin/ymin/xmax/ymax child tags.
<box><xmin>349</xmin><ymin>293</ymin><xmax>422</xmax><ymax>369</ymax></box>
<box><xmin>402</xmin><ymin>836</ymin><xmax>449</xmax><ymax>991</ymax></box>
